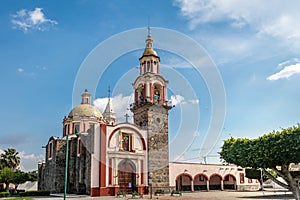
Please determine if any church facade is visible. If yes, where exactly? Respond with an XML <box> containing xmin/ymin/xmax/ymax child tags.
<box><xmin>38</xmin><ymin>31</ymin><xmax>259</xmax><ymax>196</ymax></box>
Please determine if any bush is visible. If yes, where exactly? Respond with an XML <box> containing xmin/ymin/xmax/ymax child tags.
<box><xmin>0</xmin><ymin>192</ymin><xmax>9</xmax><ymax>197</ymax></box>
<box><xmin>18</xmin><ymin>190</ymin><xmax>50</xmax><ymax>196</ymax></box>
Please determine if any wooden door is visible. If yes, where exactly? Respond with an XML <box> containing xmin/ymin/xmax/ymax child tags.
<box><xmin>118</xmin><ymin>160</ymin><xmax>136</xmax><ymax>193</ymax></box>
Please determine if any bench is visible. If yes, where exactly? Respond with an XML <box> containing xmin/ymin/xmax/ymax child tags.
<box><xmin>131</xmin><ymin>191</ymin><xmax>143</xmax><ymax>199</ymax></box>
<box><xmin>116</xmin><ymin>191</ymin><xmax>126</xmax><ymax>197</ymax></box>
<box><xmin>171</xmin><ymin>190</ymin><xmax>182</xmax><ymax>196</ymax></box>
<box><xmin>154</xmin><ymin>189</ymin><xmax>165</xmax><ymax>196</ymax></box>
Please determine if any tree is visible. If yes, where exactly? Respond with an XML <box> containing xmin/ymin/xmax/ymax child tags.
<box><xmin>13</xmin><ymin>170</ymin><xmax>27</xmax><ymax>190</ymax></box>
<box><xmin>0</xmin><ymin>167</ymin><xmax>14</xmax><ymax>191</ymax></box>
<box><xmin>220</xmin><ymin>124</ymin><xmax>300</xmax><ymax>200</ymax></box>
<box><xmin>0</xmin><ymin>148</ymin><xmax>20</xmax><ymax>170</ymax></box>
<box><xmin>26</xmin><ymin>170</ymin><xmax>38</xmax><ymax>182</ymax></box>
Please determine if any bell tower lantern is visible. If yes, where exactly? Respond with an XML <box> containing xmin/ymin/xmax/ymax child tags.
<box><xmin>134</xmin><ymin>28</ymin><xmax>168</xmax><ymax>106</ymax></box>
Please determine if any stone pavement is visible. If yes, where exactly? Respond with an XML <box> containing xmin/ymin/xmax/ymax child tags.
<box><xmin>33</xmin><ymin>190</ymin><xmax>295</xmax><ymax>200</ymax></box>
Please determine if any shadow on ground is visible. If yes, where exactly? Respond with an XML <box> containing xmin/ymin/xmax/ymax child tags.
<box><xmin>240</xmin><ymin>194</ymin><xmax>294</xmax><ymax>199</ymax></box>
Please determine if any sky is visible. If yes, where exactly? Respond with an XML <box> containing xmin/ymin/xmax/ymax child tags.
<box><xmin>0</xmin><ymin>0</ymin><xmax>300</xmax><ymax>171</ymax></box>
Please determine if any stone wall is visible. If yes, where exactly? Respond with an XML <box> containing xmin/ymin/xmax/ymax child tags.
<box><xmin>132</xmin><ymin>103</ymin><xmax>171</xmax><ymax>191</ymax></box>
<box><xmin>38</xmin><ymin>138</ymin><xmax>66</xmax><ymax>193</ymax></box>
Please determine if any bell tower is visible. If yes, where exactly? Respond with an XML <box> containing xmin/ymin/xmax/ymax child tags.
<box><xmin>131</xmin><ymin>28</ymin><xmax>172</xmax><ymax>191</ymax></box>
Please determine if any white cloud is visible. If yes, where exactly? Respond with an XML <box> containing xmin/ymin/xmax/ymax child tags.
<box><xmin>267</xmin><ymin>63</ymin><xmax>300</xmax><ymax>81</ymax></box>
<box><xmin>174</xmin><ymin>0</ymin><xmax>300</xmax><ymax>50</ymax></box>
<box><xmin>171</xmin><ymin>95</ymin><xmax>185</xmax><ymax>106</ymax></box>
<box><xmin>171</xmin><ymin>94</ymin><xmax>199</xmax><ymax>106</ymax></box>
<box><xmin>0</xmin><ymin>149</ymin><xmax>3</xmax><ymax>155</ymax></box>
<box><xmin>188</xmin><ymin>99</ymin><xmax>199</xmax><ymax>104</ymax></box>
<box><xmin>10</xmin><ymin>151</ymin><xmax>44</xmax><ymax>172</ymax></box>
<box><xmin>93</xmin><ymin>94</ymin><xmax>133</xmax><ymax>121</ymax></box>
<box><xmin>17</xmin><ymin>68</ymin><xmax>24</xmax><ymax>73</ymax></box>
<box><xmin>11</xmin><ymin>7</ymin><xmax>57</xmax><ymax>32</ymax></box>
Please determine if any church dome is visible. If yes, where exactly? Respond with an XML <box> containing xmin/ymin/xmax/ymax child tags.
<box><xmin>142</xmin><ymin>48</ymin><xmax>158</xmax><ymax>56</ymax></box>
<box><xmin>68</xmin><ymin>104</ymin><xmax>102</xmax><ymax>118</ymax></box>
<box><xmin>68</xmin><ymin>89</ymin><xmax>102</xmax><ymax>119</ymax></box>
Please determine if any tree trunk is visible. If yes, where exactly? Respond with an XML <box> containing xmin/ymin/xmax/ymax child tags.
<box><xmin>273</xmin><ymin>165</ymin><xmax>300</xmax><ymax>200</ymax></box>
<box><xmin>292</xmin><ymin>188</ymin><xmax>300</xmax><ymax>200</ymax></box>
<box><xmin>265</xmin><ymin>168</ymin><xmax>288</xmax><ymax>189</ymax></box>
<box><xmin>5</xmin><ymin>181</ymin><xmax>9</xmax><ymax>192</ymax></box>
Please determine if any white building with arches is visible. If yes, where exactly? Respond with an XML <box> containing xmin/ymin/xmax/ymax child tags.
<box><xmin>170</xmin><ymin>162</ymin><xmax>259</xmax><ymax>192</ymax></box>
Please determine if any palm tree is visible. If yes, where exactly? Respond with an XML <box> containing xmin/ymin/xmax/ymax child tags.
<box><xmin>0</xmin><ymin>148</ymin><xmax>20</xmax><ymax>170</ymax></box>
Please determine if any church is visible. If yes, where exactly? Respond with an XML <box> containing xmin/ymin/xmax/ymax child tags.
<box><xmin>38</xmin><ymin>30</ymin><xmax>259</xmax><ymax>196</ymax></box>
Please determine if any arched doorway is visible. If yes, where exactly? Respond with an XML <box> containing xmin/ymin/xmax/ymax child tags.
<box><xmin>223</xmin><ymin>174</ymin><xmax>236</xmax><ymax>190</ymax></box>
<box><xmin>118</xmin><ymin>160</ymin><xmax>136</xmax><ymax>193</ymax></box>
<box><xmin>175</xmin><ymin>174</ymin><xmax>192</xmax><ymax>191</ymax></box>
<box><xmin>194</xmin><ymin>174</ymin><xmax>208</xmax><ymax>191</ymax></box>
<box><xmin>209</xmin><ymin>174</ymin><xmax>222</xmax><ymax>190</ymax></box>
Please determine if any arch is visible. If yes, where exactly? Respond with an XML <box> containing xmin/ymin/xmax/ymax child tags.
<box><xmin>153</xmin><ymin>83</ymin><xmax>161</xmax><ymax>103</ymax></box>
<box><xmin>194</xmin><ymin>174</ymin><xmax>208</xmax><ymax>191</ymax></box>
<box><xmin>209</xmin><ymin>174</ymin><xmax>222</xmax><ymax>190</ymax></box>
<box><xmin>175</xmin><ymin>173</ymin><xmax>193</xmax><ymax>191</ymax></box>
<box><xmin>223</xmin><ymin>174</ymin><xmax>236</xmax><ymax>190</ymax></box>
<box><xmin>108</xmin><ymin>127</ymin><xmax>146</xmax><ymax>150</ymax></box>
<box><xmin>118</xmin><ymin>159</ymin><xmax>137</xmax><ymax>194</ymax></box>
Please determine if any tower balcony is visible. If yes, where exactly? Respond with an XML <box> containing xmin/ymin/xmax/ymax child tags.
<box><xmin>130</xmin><ymin>99</ymin><xmax>173</xmax><ymax>111</ymax></box>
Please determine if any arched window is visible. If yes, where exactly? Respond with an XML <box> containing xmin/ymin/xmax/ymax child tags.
<box><xmin>147</xmin><ymin>61</ymin><xmax>150</xmax><ymax>71</ymax></box>
<box><xmin>154</xmin><ymin>85</ymin><xmax>161</xmax><ymax>103</ymax></box>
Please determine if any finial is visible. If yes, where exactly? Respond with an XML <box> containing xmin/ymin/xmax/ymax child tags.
<box><xmin>108</xmin><ymin>85</ymin><xmax>111</xmax><ymax>99</ymax></box>
<box><xmin>148</xmin><ymin>17</ymin><xmax>150</xmax><ymax>36</ymax></box>
<box><xmin>85</xmin><ymin>88</ymin><xmax>88</xmax><ymax>93</ymax></box>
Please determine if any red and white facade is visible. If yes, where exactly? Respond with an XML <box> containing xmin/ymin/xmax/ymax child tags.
<box><xmin>90</xmin><ymin>122</ymin><xmax>148</xmax><ymax>196</ymax></box>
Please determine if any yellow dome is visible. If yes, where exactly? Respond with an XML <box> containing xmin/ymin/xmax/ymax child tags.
<box><xmin>143</xmin><ymin>48</ymin><xmax>158</xmax><ymax>56</ymax></box>
<box><xmin>68</xmin><ymin>104</ymin><xmax>102</xmax><ymax>118</ymax></box>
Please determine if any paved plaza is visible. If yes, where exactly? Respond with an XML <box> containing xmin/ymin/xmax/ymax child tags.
<box><xmin>31</xmin><ymin>190</ymin><xmax>294</xmax><ymax>200</ymax></box>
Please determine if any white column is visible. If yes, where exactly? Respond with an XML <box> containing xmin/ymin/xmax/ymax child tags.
<box><xmin>221</xmin><ymin>180</ymin><xmax>224</xmax><ymax>191</ymax></box>
<box><xmin>191</xmin><ymin>180</ymin><xmax>194</xmax><ymax>192</ymax></box>
<box><xmin>206</xmin><ymin>180</ymin><xmax>210</xmax><ymax>191</ymax></box>
<box><xmin>114</xmin><ymin>158</ymin><xmax>119</xmax><ymax>185</ymax></box>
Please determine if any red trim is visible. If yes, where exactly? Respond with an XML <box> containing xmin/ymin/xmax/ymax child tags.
<box><xmin>92</xmin><ymin>186</ymin><xmax>147</xmax><ymax>196</ymax></box>
<box><xmin>149</xmin><ymin>83</ymin><xmax>153</xmax><ymax>102</ymax></box>
<box><xmin>108</xmin><ymin>127</ymin><xmax>146</xmax><ymax>150</ymax></box>
<box><xmin>209</xmin><ymin>173</ymin><xmax>223</xmax><ymax>181</ymax></box>
<box><xmin>176</xmin><ymin>173</ymin><xmax>193</xmax><ymax>181</ymax></box>
<box><xmin>239</xmin><ymin>173</ymin><xmax>245</xmax><ymax>184</ymax></box>
<box><xmin>135</xmin><ymin>89</ymin><xmax>138</xmax><ymax>102</ymax></box>
<box><xmin>142</xmin><ymin>84</ymin><xmax>146</xmax><ymax>98</ymax></box>
<box><xmin>90</xmin><ymin>187</ymin><xmax>100</xmax><ymax>196</ymax></box>
<box><xmin>99</xmin><ymin>124</ymin><xmax>107</xmax><ymax>188</ymax></box>
<box><xmin>194</xmin><ymin>173</ymin><xmax>209</xmax><ymax>181</ymax></box>
<box><xmin>223</xmin><ymin>174</ymin><xmax>236</xmax><ymax>181</ymax></box>
<box><xmin>141</xmin><ymin>160</ymin><xmax>144</xmax><ymax>185</ymax></box>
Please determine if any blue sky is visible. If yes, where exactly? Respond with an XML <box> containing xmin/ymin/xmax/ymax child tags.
<box><xmin>1</xmin><ymin>0</ymin><xmax>300</xmax><ymax>171</ymax></box>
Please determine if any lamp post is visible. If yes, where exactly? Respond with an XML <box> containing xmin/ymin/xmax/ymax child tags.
<box><xmin>149</xmin><ymin>172</ymin><xmax>153</xmax><ymax>199</ymax></box>
<box><xmin>63</xmin><ymin>132</ymin><xmax>88</xmax><ymax>200</ymax></box>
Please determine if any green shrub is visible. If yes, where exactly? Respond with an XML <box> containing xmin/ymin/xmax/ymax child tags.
<box><xmin>0</xmin><ymin>192</ymin><xmax>9</xmax><ymax>197</ymax></box>
<box><xmin>18</xmin><ymin>190</ymin><xmax>50</xmax><ymax>196</ymax></box>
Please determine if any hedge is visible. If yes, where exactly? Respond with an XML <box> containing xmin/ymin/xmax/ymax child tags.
<box><xmin>18</xmin><ymin>190</ymin><xmax>50</xmax><ymax>196</ymax></box>
<box><xmin>0</xmin><ymin>192</ymin><xmax>9</xmax><ymax>197</ymax></box>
